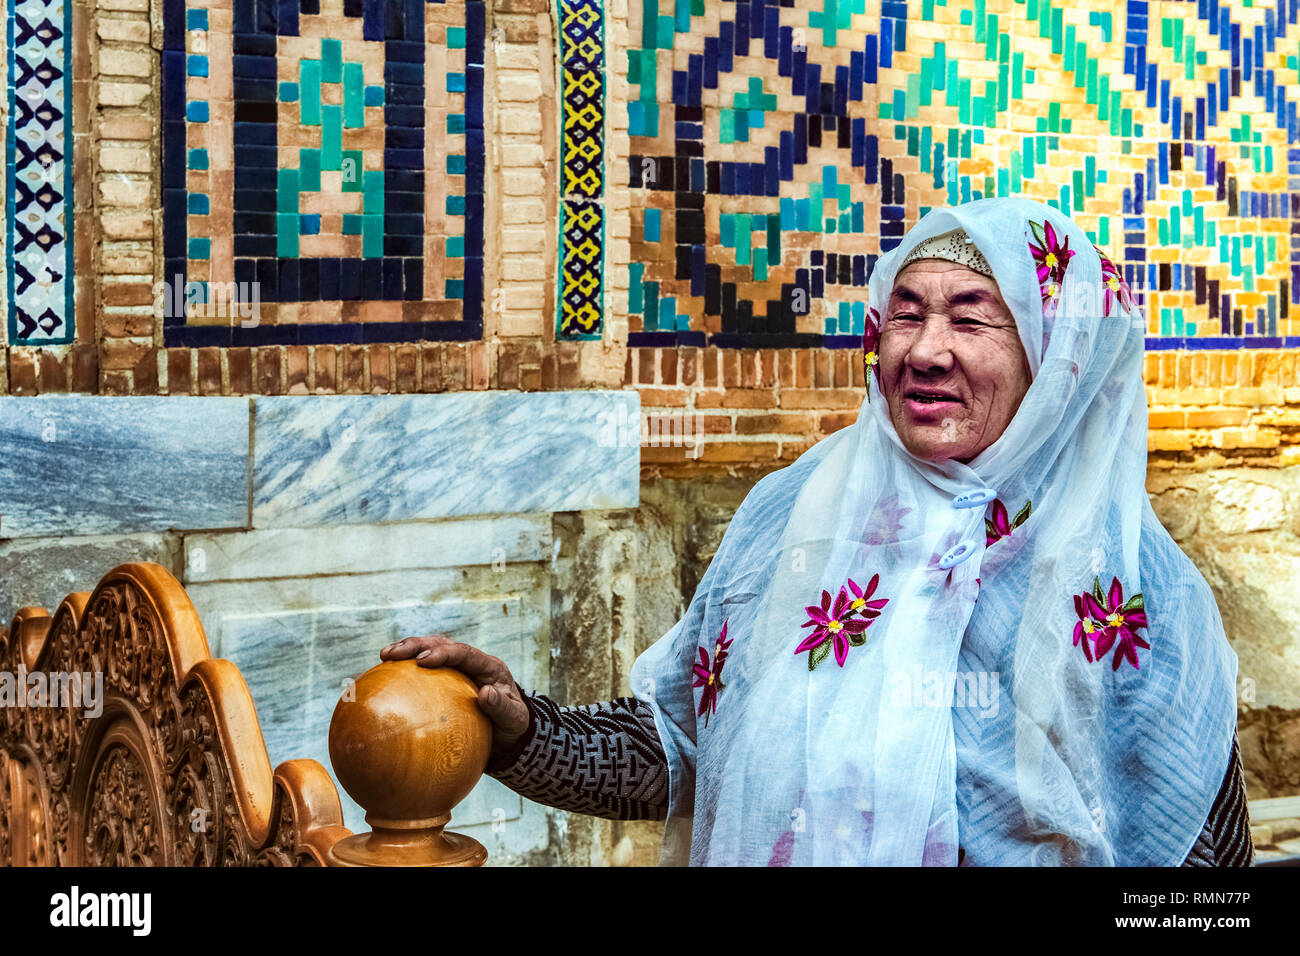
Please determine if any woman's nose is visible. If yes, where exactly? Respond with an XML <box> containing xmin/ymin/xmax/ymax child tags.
<box><xmin>906</xmin><ymin>316</ymin><xmax>955</xmax><ymax>371</ymax></box>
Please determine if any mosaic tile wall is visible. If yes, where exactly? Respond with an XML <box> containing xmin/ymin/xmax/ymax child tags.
<box><xmin>625</xmin><ymin>0</ymin><xmax>1300</xmax><ymax>351</ymax></box>
<box><xmin>557</xmin><ymin>0</ymin><xmax>606</xmax><ymax>340</ymax></box>
<box><xmin>5</xmin><ymin>0</ymin><xmax>74</xmax><ymax>346</ymax></box>
<box><xmin>159</xmin><ymin>0</ymin><xmax>485</xmax><ymax>347</ymax></box>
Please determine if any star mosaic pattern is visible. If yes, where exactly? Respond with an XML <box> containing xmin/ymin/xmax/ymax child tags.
<box><xmin>626</xmin><ymin>0</ymin><xmax>1300</xmax><ymax>352</ymax></box>
<box><xmin>160</xmin><ymin>0</ymin><xmax>485</xmax><ymax>346</ymax></box>
<box><xmin>5</xmin><ymin>0</ymin><xmax>73</xmax><ymax>346</ymax></box>
<box><xmin>557</xmin><ymin>0</ymin><xmax>606</xmax><ymax>340</ymax></box>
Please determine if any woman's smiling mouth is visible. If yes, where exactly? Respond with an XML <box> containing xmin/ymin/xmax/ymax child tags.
<box><xmin>903</xmin><ymin>388</ymin><xmax>964</xmax><ymax>418</ymax></box>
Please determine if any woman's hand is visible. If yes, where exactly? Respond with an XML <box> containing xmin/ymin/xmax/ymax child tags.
<box><xmin>379</xmin><ymin>635</ymin><xmax>530</xmax><ymax>751</ymax></box>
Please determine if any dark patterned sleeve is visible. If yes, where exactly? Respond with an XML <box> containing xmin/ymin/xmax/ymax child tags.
<box><xmin>1181</xmin><ymin>733</ymin><xmax>1254</xmax><ymax>867</ymax></box>
<box><xmin>484</xmin><ymin>689</ymin><xmax>670</xmax><ymax>822</ymax></box>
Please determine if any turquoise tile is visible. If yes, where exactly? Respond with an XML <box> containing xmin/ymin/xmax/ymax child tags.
<box><xmin>321</xmin><ymin>38</ymin><xmax>342</xmax><ymax>84</ymax></box>
<box><xmin>300</xmin><ymin>213</ymin><xmax>321</xmax><ymax>235</ymax></box>
<box><xmin>361</xmin><ymin>217</ymin><xmax>379</xmax><ymax>257</ymax></box>
<box><xmin>643</xmin><ymin>281</ymin><xmax>659</xmax><ymax>330</ymax></box>
<box><xmin>187</xmin><ymin>54</ymin><xmax>208</xmax><ymax>77</ymax></box>
<box><xmin>300</xmin><ymin>148</ymin><xmax>321</xmax><ymax>192</ymax></box>
<box><xmin>363</xmin><ymin>170</ymin><xmax>384</xmax><ymax>215</ymax></box>
<box><xmin>187</xmin><ymin>193</ymin><xmax>209</xmax><ymax>215</ymax></box>
<box><xmin>342</xmin><ymin>213</ymin><xmax>362</xmax><ymax>235</ymax></box>
<box><xmin>186</xmin><ymin>8</ymin><xmax>208</xmax><ymax>29</ymax></box>
<box><xmin>277</xmin><ymin>213</ymin><xmax>299</xmax><ymax>258</ymax></box>
<box><xmin>343</xmin><ymin>62</ymin><xmax>364</xmax><ymax>128</ymax></box>
<box><xmin>658</xmin><ymin>298</ymin><xmax>674</xmax><ymax>329</ymax></box>
<box><xmin>447</xmin><ymin>72</ymin><xmax>466</xmax><ymax>93</ymax></box>
<box><xmin>447</xmin><ymin>113</ymin><xmax>465</xmax><ymax>134</ymax></box>
<box><xmin>629</xmin><ymin>263</ymin><xmax>644</xmax><ymax>311</ymax></box>
<box><xmin>447</xmin><ymin>26</ymin><xmax>466</xmax><ymax>48</ymax></box>
<box><xmin>446</xmin><ymin>195</ymin><xmax>465</xmax><ymax>216</ymax></box>
<box><xmin>279</xmin><ymin>81</ymin><xmax>299</xmax><ymax>103</ymax></box>
<box><xmin>445</xmin><ymin>279</ymin><xmax>464</xmax><ymax>299</ymax></box>
<box><xmin>446</xmin><ymin>235</ymin><xmax>464</xmax><ymax>257</ymax></box>
<box><xmin>321</xmin><ymin>104</ymin><xmax>342</xmax><ymax>169</ymax></box>
<box><xmin>644</xmin><ymin>207</ymin><xmax>661</xmax><ymax>242</ymax></box>
<box><xmin>188</xmin><ymin>237</ymin><xmax>211</xmax><ymax>259</ymax></box>
<box><xmin>277</xmin><ymin>168</ymin><xmax>300</xmax><ymax>213</ymax></box>
<box><xmin>300</xmin><ymin>59</ymin><xmax>321</xmax><ymax>126</ymax></box>
<box><xmin>364</xmin><ymin>85</ymin><xmax>384</xmax><ymax>107</ymax></box>
<box><xmin>447</xmin><ymin>154</ymin><xmax>466</xmax><ymax>174</ymax></box>
<box><xmin>341</xmin><ymin>150</ymin><xmax>363</xmax><ymax>192</ymax></box>
<box><xmin>186</xmin><ymin>101</ymin><xmax>209</xmax><ymax>122</ymax></box>
<box><xmin>188</xmin><ymin>148</ymin><xmax>209</xmax><ymax>170</ymax></box>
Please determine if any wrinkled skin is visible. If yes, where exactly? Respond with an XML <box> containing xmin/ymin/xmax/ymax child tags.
<box><xmin>877</xmin><ymin>259</ymin><xmax>1032</xmax><ymax>463</ymax></box>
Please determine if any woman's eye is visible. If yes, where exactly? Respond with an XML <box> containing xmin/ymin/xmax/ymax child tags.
<box><xmin>954</xmin><ymin>317</ymin><xmax>984</xmax><ymax>325</ymax></box>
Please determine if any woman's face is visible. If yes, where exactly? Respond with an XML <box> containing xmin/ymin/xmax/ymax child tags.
<box><xmin>877</xmin><ymin>259</ymin><xmax>1031</xmax><ymax>463</ymax></box>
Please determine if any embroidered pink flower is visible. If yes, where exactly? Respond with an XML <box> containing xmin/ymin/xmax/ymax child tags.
<box><xmin>693</xmin><ymin>619</ymin><xmax>733</xmax><ymax>725</ymax></box>
<box><xmin>1072</xmin><ymin>576</ymin><xmax>1149</xmax><ymax>670</ymax></box>
<box><xmin>985</xmin><ymin>498</ymin><xmax>1032</xmax><ymax>546</ymax></box>
<box><xmin>1028</xmin><ymin>219</ymin><xmax>1074</xmax><ymax>306</ymax></box>
<box><xmin>863</xmin><ymin>307</ymin><xmax>882</xmax><ymax>402</ymax></box>
<box><xmin>796</xmin><ymin>575</ymin><xmax>888</xmax><ymax>671</ymax></box>
<box><xmin>1095</xmin><ymin>246</ymin><xmax>1136</xmax><ymax>317</ymax></box>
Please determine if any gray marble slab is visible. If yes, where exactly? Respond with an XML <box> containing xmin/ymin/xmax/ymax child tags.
<box><xmin>252</xmin><ymin>392</ymin><xmax>639</xmax><ymax>529</ymax></box>
<box><xmin>218</xmin><ymin>596</ymin><xmax>533</xmax><ymax>835</ymax></box>
<box><xmin>181</xmin><ymin>515</ymin><xmax>552</xmax><ymax>583</ymax></box>
<box><xmin>0</xmin><ymin>397</ymin><xmax>250</xmax><ymax>539</ymax></box>
<box><xmin>0</xmin><ymin>532</ymin><xmax>183</xmax><ymax>617</ymax></box>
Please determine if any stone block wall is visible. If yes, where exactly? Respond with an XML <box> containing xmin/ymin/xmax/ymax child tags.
<box><xmin>0</xmin><ymin>390</ymin><xmax>642</xmax><ymax>864</ymax></box>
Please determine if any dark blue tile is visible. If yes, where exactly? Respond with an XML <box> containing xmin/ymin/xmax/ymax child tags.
<box><xmin>278</xmin><ymin>0</ymin><xmax>299</xmax><ymax>35</ymax></box>
<box><xmin>319</xmin><ymin>258</ymin><xmax>341</xmax><ymax>299</ymax></box>
<box><xmin>340</xmin><ymin>258</ymin><xmax>362</xmax><ymax>300</ymax></box>
<box><xmin>234</xmin><ymin>77</ymin><xmax>277</xmax><ymax>101</ymax></box>
<box><xmin>384</xmin><ymin>148</ymin><xmax>424</xmax><ymax>169</ymax></box>
<box><xmin>299</xmin><ymin>257</ymin><xmax>320</xmax><ymax>300</ymax></box>
<box><xmin>386</xmin><ymin>169</ymin><xmax>424</xmax><ymax>193</ymax></box>
<box><xmin>386</xmin><ymin>125</ymin><xmax>425</xmax><ymax>149</ymax></box>
<box><xmin>386</xmin><ymin>214</ymin><xmax>425</xmax><ymax>236</ymax></box>
<box><xmin>465</xmin><ymin>0</ymin><xmax>485</xmax><ymax>66</ymax></box>
<box><xmin>384</xmin><ymin>104</ymin><xmax>423</xmax><ymax>126</ymax></box>
<box><xmin>233</xmin><ymin>32</ymin><xmax>278</xmax><ymax>55</ymax></box>
<box><xmin>403</xmin><ymin>258</ymin><xmax>422</xmax><ymax>300</ymax></box>
<box><xmin>384</xmin><ymin>40</ymin><xmax>423</xmax><ymax>62</ymax></box>
<box><xmin>279</xmin><ymin>258</ymin><xmax>300</xmax><ymax>300</ymax></box>
<box><xmin>234</xmin><ymin>121</ymin><xmax>277</xmax><ymax>145</ymax></box>
<box><xmin>234</xmin><ymin>234</ymin><xmax>276</xmax><ymax>256</ymax></box>
<box><xmin>256</xmin><ymin>257</ymin><xmax>279</xmax><ymax>301</ymax></box>
<box><xmin>233</xmin><ymin>54</ymin><xmax>278</xmax><ymax>79</ymax></box>
<box><xmin>235</xmin><ymin>212</ymin><xmax>276</xmax><ymax>233</ymax></box>
<box><xmin>235</xmin><ymin>189</ymin><xmax>277</xmax><ymax>212</ymax></box>
<box><xmin>382</xmin><ymin>257</ymin><xmax>403</xmax><ymax>299</ymax></box>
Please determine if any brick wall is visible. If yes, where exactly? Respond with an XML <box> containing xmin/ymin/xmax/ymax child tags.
<box><xmin>628</xmin><ymin>346</ymin><xmax>1300</xmax><ymax>476</ymax></box>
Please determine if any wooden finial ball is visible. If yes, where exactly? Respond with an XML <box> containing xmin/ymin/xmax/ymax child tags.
<box><xmin>328</xmin><ymin>660</ymin><xmax>492</xmax><ymax>828</ymax></box>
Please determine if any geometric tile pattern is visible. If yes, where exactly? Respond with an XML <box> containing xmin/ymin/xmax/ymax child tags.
<box><xmin>626</xmin><ymin>0</ymin><xmax>1300</xmax><ymax>351</ymax></box>
<box><xmin>5</xmin><ymin>0</ymin><xmax>74</xmax><ymax>345</ymax></box>
<box><xmin>160</xmin><ymin>0</ymin><xmax>484</xmax><ymax>347</ymax></box>
<box><xmin>557</xmin><ymin>0</ymin><xmax>605</xmax><ymax>339</ymax></box>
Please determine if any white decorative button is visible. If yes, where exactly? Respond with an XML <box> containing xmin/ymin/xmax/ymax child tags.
<box><xmin>951</xmin><ymin>488</ymin><xmax>997</xmax><ymax>509</ymax></box>
<box><xmin>938</xmin><ymin>539</ymin><xmax>977</xmax><ymax>569</ymax></box>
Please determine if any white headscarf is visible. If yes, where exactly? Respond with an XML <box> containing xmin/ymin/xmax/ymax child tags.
<box><xmin>631</xmin><ymin>197</ymin><xmax>1239</xmax><ymax>866</ymax></box>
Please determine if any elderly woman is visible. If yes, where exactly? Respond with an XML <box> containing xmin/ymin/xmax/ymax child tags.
<box><xmin>382</xmin><ymin>198</ymin><xmax>1251</xmax><ymax>866</ymax></box>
